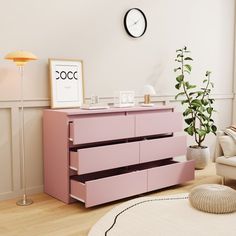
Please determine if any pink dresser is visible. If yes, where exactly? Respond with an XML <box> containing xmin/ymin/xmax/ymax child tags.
<box><xmin>43</xmin><ymin>106</ymin><xmax>194</xmax><ymax>207</ymax></box>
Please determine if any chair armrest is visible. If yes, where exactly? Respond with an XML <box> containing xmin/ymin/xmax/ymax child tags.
<box><xmin>212</xmin><ymin>130</ymin><xmax>225</xmax><ymax>162</ymax></box>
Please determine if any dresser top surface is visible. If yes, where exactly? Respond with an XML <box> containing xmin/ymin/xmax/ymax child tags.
<box><xmin>45</xmin><ymin>105</ymin><xmax>175</xmax><ymax>115</ymax></box>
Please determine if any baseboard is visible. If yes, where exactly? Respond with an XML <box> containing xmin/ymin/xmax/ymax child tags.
<box><xmin>0</xmin><ymin>185</ymin><xmax>44</xmax><ymax>201</ymax></box>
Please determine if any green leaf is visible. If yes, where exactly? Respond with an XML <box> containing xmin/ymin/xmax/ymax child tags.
<box><xmin>175</xmin><ymin>83</ymin><xmax>181</xmax><ymax>90</ymax></box>
<box><xmin>191</xmin><ymin>99</ymin><xmax>202</xmax><ymax>106</ymax></box>
<box><xmin>177</xmin><ymin>54</ymin><xmax>183</xmax><ymax>58</ymax></box>
<box><xmin>174</xmin><ymin>67</ymin><xmax>181</xmax><ymax>72</ymax></box>
<box><xmin>196</xmin><ymin>129</ymin><xmax>207</xmax><ymax>137</ymax></box>
<box><xmin>196</xmin><ymin>91</ymin><xmax>204</xmax><ymax>98</ymax></box>
<box><xmin>184</xmin><ymin>70</ymin><xmax>191</xmax><ymax>74</ymax></box>
<box><xmin>184</xmin><ymin>126</ymin><xmax>194</xmax><ymax>136</ymax></box>
<box><xmin>188</xmin><ymin>85</ymin><xmax>197</xmax><ymax>89</ymax></box>
<box><xmin>203</xmin><ymin>79</ymin><xmax>208</xmax><ymax>83</ymax></box>
<box><xmin>198</xmin><ymin>113</ymin><xmax>207</xmax><ymax>121</ymax></box>
<box><xmin>181</xmin><ymin>99</ymin><xmax>189</xmax><ymax>105</ymax></box>
<box><xmin>175</xmin><ymin>92</ymin><xmax>185</xmax><ymax>100</ymax></box>
<box><xmin>184</xmin><ymin>64</ymin><xmax>192</xmax><ymax>72</ymax></box>
<box><xmin>201</xmin><ymin>88</ymin><xmax>210</xmax><ymax>93</ymax></box>
<box><xmin>206</xmin><ymin>125</ymin><xmax>211</xmax><ymax>133</ymax></box>
<box><xmin>184</xmin><ymin>57</ymin><xmax>193</xmax><ymax>61</ymax></box>
<box><xmin>184</xmin><ymin>81</ymin><xmax>189</xmax><ymax>87</ymax></box>
<box><xmin>176</xmin><ymin>75</ymin><xmax>184</xmax><ymax>82</ymax></box>
<box><xmin>185</xmin><ymin>117</ymin><xmax>194</xmax><ymax>125</ymax></box>
<box><xmin>210</xmin><ymin>82</ymin><xmax>214</xmax><ymax>88</ymax></box>
<box><xmin>189</xmin><ymin>92</ymin><xmax>197</xmax><ymax>96</ymax></box>
<box><xmin>183</xmin><ymin>47</ymin><xmax>190</xmax><ymax>53</ymax></box>
<box><xmin>211</xmin><ymin>125</ymin><xmax>217</xmax><ymax>133</ymax></box>
<box><xmin>207</xmin><ymin>107</ymin><xmax>213</xmax><ymax>114</ymax></box>
<box><xmin>202</xmin><ymin>99</ymin><xmax>209</xmax><ymax>106</ymax></box>
<box><xmin>176</xmin><ymin>49</ymin><xmax>182</xmax><ymax>53</ymax></box>
<box><xmin>183</xmin><ymin>108</ymin><xmax>192</xmax><ymax>116</ymax></box>
<box><xmin>199</xmin><ymin>106</ymin><xmax>206</xmax><ymax>112</ymax></box>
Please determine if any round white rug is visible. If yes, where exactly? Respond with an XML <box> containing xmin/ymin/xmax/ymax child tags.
<box><xmin>88</xmin><ymin>193</ymin><xmax>236</xmax><ymax>236</ymax></box>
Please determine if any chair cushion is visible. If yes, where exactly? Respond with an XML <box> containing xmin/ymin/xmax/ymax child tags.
<box><xmin>219</xmin><ymin>135</ymin><xmax>236</xmax><ymax>157</ymax></box>
<box><xmin>224</xmin><ymin>128</ymin><xmax>236</xmax><ymax>142</ymax></box>
<box><xmin>216</xmin><ymin>156</ymin><xmax>236</xmax><ymax>167</ymax></box>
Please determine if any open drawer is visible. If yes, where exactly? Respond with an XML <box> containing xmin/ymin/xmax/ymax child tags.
<box><xmin>147</xmin><ymin>159</ymin><xmax>195</xmax><ymax>191</ymax></box>
<box><xmin>70</xmin><ymin>142</ymin><xmax>139</xmax><ymax>174</ymax></box>
<box><xmin>70</xmin><ymin>159</ymin><xmax>194</xmax><ymax>207</ymax></box>
<box><xmin>70</xmin><ymin>169</ymin><xmax>147</xmax><ymax>207</ymax></box>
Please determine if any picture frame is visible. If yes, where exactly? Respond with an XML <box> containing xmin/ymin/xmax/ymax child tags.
<box><xmin>49</xmin><ymin>59</ymin><xmax>84</xmax><ymax>108</ymax></box>
<box><xmin>114</xmin><ymin>91</ymin><xmax>135</xmax><ymax>107</ymax></box>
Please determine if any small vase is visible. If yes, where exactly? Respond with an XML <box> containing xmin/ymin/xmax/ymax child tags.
<box><xmin>186</xmin><ymin>146</ymin><xmax>210</xmax><ymax>169</ymax></box>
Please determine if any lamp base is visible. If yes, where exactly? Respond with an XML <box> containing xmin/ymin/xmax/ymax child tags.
<box><xmin>16</xmin><ymin>198</ymin><xmax>33</xmax><ymax>206</ymax></box>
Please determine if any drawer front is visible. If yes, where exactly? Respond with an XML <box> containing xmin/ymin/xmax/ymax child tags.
<box><xmin>70</xmin><ymin>142</ymin><xmax>140</xmax><ymax>174</ymax></box>
<box><xmin>140</xmin><ymin>136</ymin><xmax>187</xmax><ymax>163</ymax></box>
<box><xmin>135</xmin><ymin>112</ymin><xmax>182</xmax><ymax>137</ymax></box>
<box><xmin>70</xmin><ymin>170</ymin><xmax>147</xmax><ymax>207</ymax></box>
<box><xmin>147</xmin><ymin>160</ymin><xmax>194</xmax><ymax>191</ymax></box>
<box><xmin>70</xmin><ymin>115</ymin><xmax>135</xmax><ymax>144</ymax></box>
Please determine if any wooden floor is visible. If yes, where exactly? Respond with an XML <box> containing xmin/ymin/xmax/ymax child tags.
<box><xmin>0</xmin><ymin>163</ymin><xmax>235</xmax><ymax>236</ymax></box>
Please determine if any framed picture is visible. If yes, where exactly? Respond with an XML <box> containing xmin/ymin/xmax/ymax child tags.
<box><xmin>114</xmin><ymin>91</ymin><xmax>135</xmax><ymax>107</ymax></box>
<box><xmin>49</xmin><ymin>59</ymin><xmax>84</xmax><ymax>108</ymax></box>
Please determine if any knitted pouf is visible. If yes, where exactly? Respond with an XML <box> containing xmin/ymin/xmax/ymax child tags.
<box><xmin>189</xmin><ymin>184</ymin><xmax>236</xmax><ymax>214</ymax></box>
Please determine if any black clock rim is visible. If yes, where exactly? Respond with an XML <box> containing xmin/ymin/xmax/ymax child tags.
<box><xmin>124</xmin><ymin>8</ymin><xmax>147</xmax><ymax>38</ymax></box>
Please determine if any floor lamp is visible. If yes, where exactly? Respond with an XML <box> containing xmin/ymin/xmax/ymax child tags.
<box><xmin>5</xmin><ymin>51</ymin><xmax>37</xmax><ymax>206</ymax></box>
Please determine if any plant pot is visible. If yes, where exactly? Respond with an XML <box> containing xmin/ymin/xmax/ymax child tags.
<box><xmin>186</xmin><ymin>146</ymin><xmax>210</xmax><ymax>170</ymax></box>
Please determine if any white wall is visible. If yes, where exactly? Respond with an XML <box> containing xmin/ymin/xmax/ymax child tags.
<box><xmin>0</xmin><ymin>0</ymin><xmax>235</xmax><ymax>200</ymax></box>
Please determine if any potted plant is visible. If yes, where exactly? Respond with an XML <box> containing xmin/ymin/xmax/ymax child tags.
<box><xmin>174</xmin><ymin>46</ymin><xmax>217</xmax><ymax>169</ymax></box>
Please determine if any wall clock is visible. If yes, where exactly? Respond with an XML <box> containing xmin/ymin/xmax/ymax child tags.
<box><xmin>124</xmin><ymin>8</ymin><xmax>147</xmax><ymax>38</ymax></box>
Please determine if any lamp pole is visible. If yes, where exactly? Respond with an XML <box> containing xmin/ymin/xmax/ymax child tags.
<box><xmin>16</xmin><ymin>65</ymin><xmax>33</xmax><ymax>206</ymax></box>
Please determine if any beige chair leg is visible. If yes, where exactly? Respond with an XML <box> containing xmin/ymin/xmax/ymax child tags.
<box><xmin>221</xmin><ymin>176</ymin><xmax>225</xmax><ymax>185</ymax></box>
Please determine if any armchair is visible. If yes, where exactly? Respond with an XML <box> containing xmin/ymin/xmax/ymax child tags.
<box><xmin>213</xmin><ymin>131</ymin><xmax>236</xmax><ymax>184</ymax></box>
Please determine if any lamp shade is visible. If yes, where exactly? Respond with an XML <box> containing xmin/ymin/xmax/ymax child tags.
<box><xmin>4</xmin><ymin>50</ymin><xmax>37</xmax><ymax>66</ymax></box>
<box><xmin>142</xmin><ymin>84</ymin><xmax>156</xmax><ymax>95</ymax></box>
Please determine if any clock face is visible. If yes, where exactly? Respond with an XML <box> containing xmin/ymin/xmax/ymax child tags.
<box><xmin>124</xmin><ymin>8</ymin><xmax>147</xmax><ymax>38</ymax></box>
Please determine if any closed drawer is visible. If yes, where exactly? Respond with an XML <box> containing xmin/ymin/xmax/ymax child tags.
<box><xmin>70</xmin><ymin>170</ymin><xmax>147</xmax><ymax>207</ymax></box>
<box><xmin>70</xmin><ymin>115</ymin><xmax>135</xmax><ymax>145</ymax></box>
<box><xmin>135</xmin><ymin>112</ymin><xmax>182</xmax><ymax>136</ymax></box>
<box><xmin>147</xmin><ymin>160</ymin><xmax>195</xmax><ymax>191</ymax></box>
<box><xmin>70</xmin><ymin>142</ymin><xmax>140</xmax><ymax>174</ymax></box>
<box><xmin>140</xmin><ymin>136</ymin><xmax>187</xmax><ymax>163</ymax></box>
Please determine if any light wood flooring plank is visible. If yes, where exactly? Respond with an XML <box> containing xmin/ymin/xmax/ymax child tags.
<box><xmin>0</xmin><ymin>163</ymin><xmax>235</xmax><ymax>236</ymax></box>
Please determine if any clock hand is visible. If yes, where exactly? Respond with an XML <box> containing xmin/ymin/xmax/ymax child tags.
<box><xmin>134</xmin><ymin>18</ymin><xmax>141</xmax><ymax>25</ymax></box>
<box><xmin>128</xmin><ymin>18</ymin><xmax>141</xmax><ymax>27</ymax></box>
